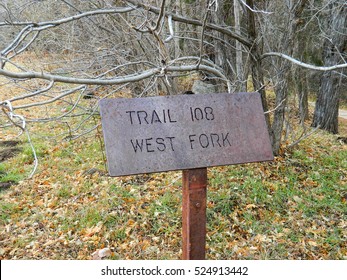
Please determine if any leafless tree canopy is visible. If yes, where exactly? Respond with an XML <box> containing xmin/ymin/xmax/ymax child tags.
<box><xmin>1</xmin><ymin>0</ymin><xmax>346</xmax><ymax>172</ymax></box>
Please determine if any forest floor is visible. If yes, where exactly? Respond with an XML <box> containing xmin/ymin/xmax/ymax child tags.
<box><xmin>0</xmin><ymin>56</ymin><xmax>346</xmax><ymax>259</ymax></box>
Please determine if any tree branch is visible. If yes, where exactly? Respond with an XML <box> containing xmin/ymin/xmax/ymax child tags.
<box><xmin>7</xmin><ymin>80</ymin><xmax>55</xmax><ymax>103</ymax></box>
<box><xmin>0</xmin><ymin>62</ymin><xmax>228</xmax><ymax>87</ymax></box>
<box><xmin>0</xmin><ymin>7</ymin><xmax>135</xmax><ymax>27</ymax></box>
<box><xmin>0</xmin><ymin>67</ymin><xmax>160</xmax><ymax>85</ymax></box>
<box><xmin>151</xmin><ymin>0</ymin><xmax>166</xmax><ymax>32</ymax></box>
<box><xmin>262</xmin><ymin>52</ymin><xmax>347</xmax><ymax>71</ymax></box>
<box><xmin>125</xmin><ymin>0</ymin><xmax>252</xmax><ymax>47</ymax></box>
<box><xmin>12</xmin><ymin>86</ymin><xmax>85</xmax><ymax>110</ymax></box>
<box><xmin>1</xmin><ymin>104</ymin><xmax>38</xmax><ymax>178</ymax></box>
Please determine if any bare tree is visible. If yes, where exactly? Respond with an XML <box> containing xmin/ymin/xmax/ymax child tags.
<box><xmin>234</xmin><ymin>0</ymin><xmax>246</xmax><ymax>92</ymax></box>
<box><xmin>1</xmin><ymin>0</ymin><xmax>347</xmax><ymax>175</ymax></box>
<box><xmin>312</xmin><ymin>1</ymin><xmax>347</xmax><ymax>134</ymax></box>
<box><xmin>262</xmin><ymin>0</ymin><xmax>308</xmax><ymax>154</ymax></box>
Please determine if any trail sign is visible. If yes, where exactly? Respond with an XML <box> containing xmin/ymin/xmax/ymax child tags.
<box><xmin>99</xmin><ymin>92</ymin><xmax>274</xmax><ymax>260</ymax></box>
<box><xmin>99</xmin><ymin>92</ymin><xmax>273</xmax><ymax>177</ymax></box>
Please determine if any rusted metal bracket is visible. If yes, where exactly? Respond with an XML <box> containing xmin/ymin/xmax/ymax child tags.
<box><xmin>182</xmin><ymin>168</ymin><xmax>207</xmax><ymax>260</ymax></box>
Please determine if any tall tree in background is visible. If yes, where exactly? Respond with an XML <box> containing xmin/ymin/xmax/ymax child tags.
<box><xmin>257</xmin><ymin>0</ymin><xmax>308</xmax><ymax>153</ymax></box>
<box><xmin>234</xmin><ymin>0</ymin><xmax>246</xmax><ymax>92</ymax></box>
<box><xmin>312</xmin><ymin>1</ymin><xmax>347</xmax><ymax>134</ymax></box>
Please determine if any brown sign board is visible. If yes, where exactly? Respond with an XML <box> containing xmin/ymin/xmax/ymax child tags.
<box><xmin>99</xmin><ymin>92</ymin><xmax>273</xmax><ymax>177</ymax></box>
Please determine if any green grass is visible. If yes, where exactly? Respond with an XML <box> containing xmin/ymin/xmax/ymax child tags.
<box><xmin>0</xmin><ymin>170</ymin><xmax>22</xmax><ymax>184</ymax></box>
<box><xmin>0</xmin><ymin>201</ymin><xmax>18</xmax><ymax>225</ymax></box>
<box><xmin>56</xmin><ymin>185</ymin><xmax>71</xmax><ymax>198</ymax></box>
<box><xmin>79</xmin><ymin>208</ymin><xmax>103</xmax><ymax>228</ymax></box>
<box><xmin>1</xmin><ymin>116</ymin><xmax>346</xmax><ymax>259</ymax></box>
<box><xmin>0</xmin><ymin>158</ymin><xmax>24</xmax><ymax>185</ymax></box>
<box><xmin>0</xmin><ymin>163</ymin><xmax>5</xmax><ymax>173</ymax></box>
<box><xmin>203</xmin><ymin>135</ymin><xmax>346</xmax><ymax>259</ymax></box>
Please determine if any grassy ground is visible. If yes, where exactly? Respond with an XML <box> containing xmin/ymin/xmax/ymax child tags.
<box><xmin>0</xmin><ymin>111</ymin><xmax>346</xmax><ymax>259</ymax></box>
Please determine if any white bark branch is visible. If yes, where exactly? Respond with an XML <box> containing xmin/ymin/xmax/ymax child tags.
<box><xmin>2</xmin><ymin>25</ymin><xmax>32</xmax><ymax>55</ymax></box>
<box><xmin>164</xmin><ymin>15</ymin><xmax>174</xmax><ymax>42</ymax></box>
<box><xmin>1</xmin><ymin>104</ymin><xmax>38</xmax><ymax>178</ymax></box>
<box><xmin>8</xmin><ymin>80</ymin><xmax>55</xmax><ymax>103</ymax></box>
<box><xmin>238</xmin><ymin>0</ymin><xmax>273</xmax><ymax>14</ymax></box>
<box><xmin>262</xmin><ymin>52</ymin><xmax>347</xmax><ymax>71</ymax></box>
<box><xmin>0</xmin><ymin>7</ymin><xmax>135</xmax><ymax>27</ymax></box>
<box><xmin>0</xmin><ymin>67</ymin><xmax>160</xmax><ymax>85</ymax></box>
<box><xmin>12</xmin><ymin>86</ymin><xmax>85</xmax><ymax>110</ymax></box>
<box><xmin>0</xmin><ymin>63</ymin><xmax>227</xmax><ymax>87</ymax></box>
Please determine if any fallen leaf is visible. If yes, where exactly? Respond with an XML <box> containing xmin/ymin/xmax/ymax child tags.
<box><xmin>293</xmin><ymin>196</ymin><xmax>303</xmax><ymax>203</ymax></box>
<box><xmin>84</xmin><ymin>222</ymin><xmax>103</xmax><ymax>237</ymax></box>
<box><xmin>92</xmin><ymin>248</ymin><xmax>112</xmax><ymax>260</ymax></box>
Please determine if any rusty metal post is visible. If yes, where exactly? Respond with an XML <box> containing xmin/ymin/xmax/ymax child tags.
<box><xmin>182</xmin><ymin>168</ymin><xmax>207</xmax><ymax>260</ymax></box>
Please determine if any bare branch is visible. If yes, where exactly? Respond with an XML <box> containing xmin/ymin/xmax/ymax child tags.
<box><xmin>1</xmin><ymin>103</ymin><xmax>38</xmax><ymax>178</ymax></box>
<box><xmin>1</xmin><ymin>25</ymin><xmax>33</xmax><ymax>56</ymax></box>
<box><xmin>0</xmin><ymin>62</ymin><xmax>228</xmax><ymax>87</ymax></box>
<box><xmin>0</xmin><ymin>67</ymin><xmax>160</xmax><ymax>85</ymax></box>
<box><xmin>8</xmin><ymin>80</ymin><xmax>55</xmax><ymax>103</ymax></box>
<box><xmin>11</xmin><ymin>86</ymin><xmax>86</xmax><ymax>110</ymax></box>
<box><xmin>151</xmin><ymin>0</ymin><xmax>166</xmax><ymax>32</ymax></box>
<box><xmin>8</xmin><ymin>31</ymin><xmax>40</xmax><ymax>59</ymax></box>
<box><xmin>125</xmin><ymin>0</ymin><xmax>252</xmax><ymax>47</ymax></box>
<box><xmin>287</xmin><ymin>125</ymin><xmax>321</xmax><ymax>148</ymax></box>
<box><xmin>0</xmin><ymin>7</ymin><xmax>135</xmax><ymax>27</ymax></box>
<box><xmin>239</xmin><ymin>0</ymin><xmax>273</xmax><ymax>14</ymax></box>
<box><xmin>164</xmin><ymin>15</ymin><xmax>174</xmax><ymax>43</ymax></box>
<box><xmin>262</xmin><ymin>52</ymin><xmax>347</xmax><ymax>71</ymax></box>
<box><xmin>264</xmin><ymin>98</ymin><xmax>286</xmax><ymax>115</ymax></box>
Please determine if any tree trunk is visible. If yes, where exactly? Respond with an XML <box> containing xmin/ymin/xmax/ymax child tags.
<box><xmin>234</xmin><ymin>0</ymin><xmax>246</xmax><ymax>91</ymax></box>
<box><xmin>246</xmin><ymin>0</ymin><xmax>270</xmax><ymax>127</ymax></box>
<box><xmin>174</xmin><ymin>0</ymin><xmax>181</xmax><ymax>58</ymax></box>
<box><xmin>312</xmin><ymin>71</ymin><xmax>340</xmax><ymax>133</ymax></box>
<box><xmin>270</xmin><ymin>66</ymin><xmax>290</xmax><ymax>154</ymax></box>
<box><xmin>269</xmin><ymin>0</ymin><xmax>308</xmax><ymax>154</ymax></box>
<box><xmin>212</xmin><ymin>0</ymin><xmax>234</xmax><ymax>84</ymax></box>
<box><xmin>294</xmin><ymin>32</ymin><xmax>309</xmax><ymax>124</ymax></box>
<box><xmin>312</xmin><ymin>3</ymin><xmax>347</xmax><ymax>134</ymax></box>
<box><xmin>297</xmin><ymin>69</ymin><xmax>309</xmax><ymax>124</ymax></box>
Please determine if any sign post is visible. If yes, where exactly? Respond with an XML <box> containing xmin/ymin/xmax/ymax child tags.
<box><xmin>99</xmin><ymin>92</ymin><xmax>273</xmax><ymax>259</ymax></box>
<box><xmin>182</xmin><ymin>168</ymin><xmax>207</xmax><ymax>260</ymax></box>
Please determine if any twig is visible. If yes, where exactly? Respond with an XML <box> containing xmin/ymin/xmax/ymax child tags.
<box><xmin>11</xmin><ymin>86</ymin><xmax>85</xmax><ymax>110</ymax></box>
<box><xmin>164</xmin><ymin>15</ymin><xmax>174</xmax><ymax>42</ymax></box>
<box><xmin>264</xmin><ymin>98</ymin><xmax>286</xmax><ymax>114</ymax></box>
<box><xmin>287</xmin><ymin>125</ymin><xmax>321</xmax><ymax>148</ymax></box>
<box><xmin>238</xmin><ymin>0</ymin><xmax>273</xmax><ymax>14</ymax></box>
<box><xmin>8</xmin><ymin>80</ymin><xmax>55</xmax><ymax>103</ymax></box>
<box><xmin>125</xmin><ymin>0</ymin><xmax>252</xmax><ymax>47</ymax></box>
<box><xmin>1</xmin><ymin>107</ymin><xmax>25</xmax><ymax>135</ymax></box>
<box><xmin>151</xmin><ymin>0</ymin><xmax>166</xmax><ymax>32</ymax></box>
